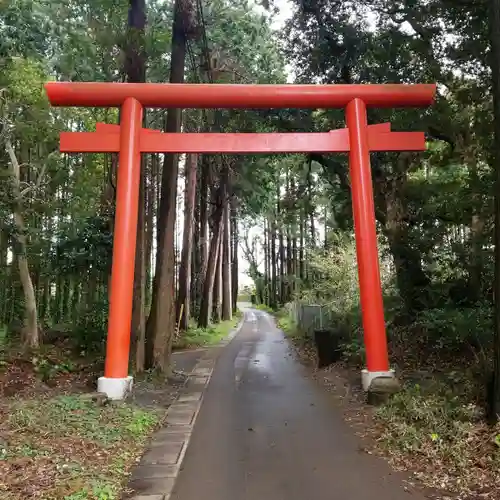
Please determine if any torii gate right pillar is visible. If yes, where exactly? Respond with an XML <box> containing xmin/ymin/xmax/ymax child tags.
<box><xmin>346</xmin><ymin>98</ymin><xmax>398</xmax><ymax>395</ymax></box>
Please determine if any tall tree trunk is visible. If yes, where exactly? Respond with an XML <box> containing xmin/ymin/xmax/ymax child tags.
<box><xmin>125</xmin><ymin>0</ymin><xmax>147</xmax><ymax>371</ymax></box>
<box><xmin>5</xmin><ymin>141</ymin><xmax>38</xmax><ymax>347</ymax></box>
<box><xmin>7</xmin><ymin>259</ymin><xmax>17</xmax><ymax>326</ymax></box>
<box><xmin>124</xmin><ymin>0</ymin><xmax>146</xmax><ymax>83</ymax></box>
<box><xmin>323</xmin><ymin>204</ymin><xmax>329</xmax><ymax>249</ymax></box>
<box><xmin>212</xmin><ymin>236</ymin><xmax>222</xmax><ymax>323</ymax></box>
<box><xmin>198</xmin><ymin>155</ymin><xmax>209</xmax><ymax>306</ymax></box>
<box><xmin>145</xmin><ymin>0</ymin><xmax>190</xmax><ymax>371</ymax></box>
<box><xmin>270</xmin><ymin>212</ymin><xmax>277</xmax><ymax>310</ymax></box>
<box><xmin>276</xmin><ymin>181</ymin><xmax>285</xmax><ymax>305</ymax></box>
<box><xmin>198</xmin><ymin>184</ymin><xmax>225</xmax><ymax>328</ymax></box>
<box><xmin>71</xmin><ymin>279</ymin><xmax>80</xmax><ymax>323</ymax></box>
<box><xmin>61</xmin><ymin>278</ymin><xmax>70</xmax><ymax>322</ymax></box>
<box><xmin>145</xmin><ymin>154</ymin><xmax>159</xmax><ymax>304</ymax></box>
<box><xmin>263</xmin><ymin>218</ymin><xmax>269</xmax><ymax>305</ymax></box>
<box><xmin>54</xmin><ymin>274</ymin><xmax>62</xmax><ymax>323</ymax></box>
<box><xmin>132</xmin><ymin>158</ymin><xmax>147</xmax><ymax>371</ymax></box>
<box><xmin>191</xmin><ymin>180</ymin><xmax>201</xmax><ymax>315</ymax></box>
<box><xmin>177</xmin><ymin>153</ymin><xmax>198</xmax><ymax>331</ymax></box>
<box><xmin>0</xmin><ymin>229</ymin><xmax>7</xmax><ymax>324</ymax></box>
<box><xmin>222</xmin><ymin>201</ymin><xmax>232</xmax><ymax>320</ymax></box>
<box><xmin>299</xmin><ymin>211</ymin><xmax>305</xmax><ymax>282</ymax></box>
<box><xmin>279</xmin><ymin>227</ymin><xmax>285</xmax><ymax>305</ymax></box>
<box><xmin>285</xmin><ymin>170</ymin><xmax>293</xmax><ymax>301</ymax></box>
<box><xmin>488</xmin><ymin>0</ymin><xmax>500</xmax><ymax>422</ymax></box>
<box><xmin>292</xmin><ymin>227</ymin><xmax>297</xmax><ymax>296</ymax></box>
<box><xmin>42</xmin><ymin>278</ymin><xmax>50</xmax><ymax>324</ymax></box>
<box><xmin>286</xmin><ymin>225</ymin><xmax>292</xmax><ymax>302</ymax></box>
<box><xmin>307</xmin><ymin>166</ymin><xmax>315</xmax><ymax>246</ymax></box>
<box><xmin>230</xmin><ymin>199</ymin><xmax>239</xmax><ymax>313</ymax></box>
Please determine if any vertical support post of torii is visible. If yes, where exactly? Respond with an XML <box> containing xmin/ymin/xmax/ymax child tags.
<box><xmin>97</xmin><ymin>97</ymin><xmax>143</xmax><ymax>400</ymax></box>
<box><xmin>346</xmin><ymin>98</ymin><xmax>396</xmax><ymax>393</ymax></box>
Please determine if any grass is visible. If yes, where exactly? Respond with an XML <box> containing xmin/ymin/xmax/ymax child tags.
<box><xmin>276</xmin><ymin>314</ymin><xmax>297</xmax><ymax>337</ymax></box>
<box><xmin>173</xmin><ymin>310</ymin><xmax>242</xmax><ymax>350</ymax></box>
<box><xmin>0</xmin><ymin>394</ymin><xmax>162</xmax><ymax>500</ymax></box>
<box><xmin>256</xmin><ymin>305</ymin><xmax>302</xmax><ymax>340</ymax></box>
<box><xmin>253</xmin><ymin>303</ymin><xmax>274</xmax><ymax>314</ymax></box>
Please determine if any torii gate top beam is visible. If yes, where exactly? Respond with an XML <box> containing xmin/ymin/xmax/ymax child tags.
<box><xmin>44</xmin><ymin>82</ymin><xmax>436</xmax><ymax>109</ymax></box>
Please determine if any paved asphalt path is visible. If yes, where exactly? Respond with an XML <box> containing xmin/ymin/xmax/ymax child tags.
<box><xmin>171</xmin><ymin>309</ymin><xmax>426</xmax><ymax>500</ymax></box>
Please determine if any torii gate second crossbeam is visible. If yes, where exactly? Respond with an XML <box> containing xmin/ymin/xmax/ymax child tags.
<box><xmin>45</xmin><ymin>82</ymin><xmax>436</xmax><ymax>399</ymax></box>
<box><xmin>61</xmin><ymin>121</ymin><xmax>424</xmax><ymax>153</ymax></box>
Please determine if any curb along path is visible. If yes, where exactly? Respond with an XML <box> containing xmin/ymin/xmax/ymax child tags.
<box><xmin>127</xmin><ymin>317</ymin><xmax>245</xmax><ymax>500</ymax></box>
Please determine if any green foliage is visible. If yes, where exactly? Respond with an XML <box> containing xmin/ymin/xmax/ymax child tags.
<box><xmin>203</xmin><ymin>0</ymin><xmax>286</xmax><ymax>84</ymax></box>
<box><xmin>413</xmin><ymin>306</ymin><xmax>492</xmax><ymax>353</ymax></box>
<box><xmin>299</xmin><ymin>233</ymin><xmax>360</xmax><ymax>312</ymax></box>
<box><xmin>64</xmin><ymin>482</ymin><xmax>117</xmax><ymax>500</ymax></box>
<box><xmin>0</xmin><ymin>0</ymin><xmax>52</xmax><ymax>62</ymax></box>
<box><xmin>74</xmin><ymin>297</ymin><xmax>109</xmax><ymax>352</ymax></box>
<box><xmin>174</xmin><ymin>315</ymin><xmax>240</xmax><ymax>350</ymax></box>
<box><xmin>55</xmin><ymin>215</ymin><xmax>113</xmax><ymax>274</ymax></box>
<box><xmin>339</xmin><ymin>333</ymin><xmax>365</xmax><ymax>367</ymax></box>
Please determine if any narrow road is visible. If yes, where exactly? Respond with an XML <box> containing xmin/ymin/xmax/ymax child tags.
<box><xmin>171</xmin><ymin>309</ymin><xmax>424</xmax><ymax>500</ymax></box>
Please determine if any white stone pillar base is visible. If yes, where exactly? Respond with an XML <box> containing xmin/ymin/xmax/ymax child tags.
<box><xmin>361</xmin><ymin>369</ymin><xmax>397</xmax><ymax>392</ymax></box>
<box><xmin>97</xmin><ymin>376</ymin><xmax>133</xmax><ymax>400</ymax></box>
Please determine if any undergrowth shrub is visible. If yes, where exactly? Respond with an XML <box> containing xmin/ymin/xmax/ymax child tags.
<box><xmin>375</xmin><ymin>382</ymin><xmax>500</xmax><ymax>485</ymax></box>
<box><xmin>411</xmin><ymin>305</ymin><xmax>492</xmax><ymax>355</ymax></box>
<box><xmin>294</xmin><ymin>232</ymin><xmax>393</xmax><ymax>349</ymax></box>
<box><xmin>74</xmin><ymin>299</ymin><xmax>109</xmax><ymax>352</ymax></box>
<box><xmin>276</xmin><ymin>313</ymin><xmax>297</xmax><ymax>337</ymax></box>
<box><xmin>293</xmin><ymin>232</ymin><xmax>493</xmax><ymax>404</ymax></box>
<box><xmin>299</xmin><ymin>233</ymin><xmax>360</xmax><ymax>312</ymax></box>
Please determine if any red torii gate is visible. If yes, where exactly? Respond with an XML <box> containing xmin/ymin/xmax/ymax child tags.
<box><xmin>45</xmin><ymin>82</ymin><xmax>436</xmax><ymax>399</ymax></box>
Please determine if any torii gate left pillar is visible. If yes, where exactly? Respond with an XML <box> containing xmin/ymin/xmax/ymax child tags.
<box><xmin>102</xmin><ymin>98</ymin><xmax>142</xmax><ymax>398</ymax></box>
<box><xmin>45</xmin><ymin>82</ymin><xmax>435</xmax><ymax>400</ymax></box>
